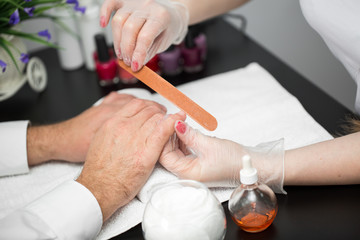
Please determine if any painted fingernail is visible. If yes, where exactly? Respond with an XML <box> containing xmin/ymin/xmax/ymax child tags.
<box><xmin>176</xmin><ymin>121</ymin><xmax>186</xmax><ymax>134</ymax></box>
<box><xmin>132</xmin><ymin>60</ymin><xmax>139</xmax><ymax>72</ymax></box>
<box><xmin>124</xmin><ymin>57</ymin><xmax>131</xmax><ymax>66</ymax></box>
<box><xmin>100</xmin><ymin>16</ymin><xmax>106</xmax><ymax>28</ymax></box>
<box><xmin>115</xmin><ymin>48</ymin><xmax>122</xmax><ymax>59</ymax></box>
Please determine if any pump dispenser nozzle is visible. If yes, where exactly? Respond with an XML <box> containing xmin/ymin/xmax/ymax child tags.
<box><xmin>240</xmin><ymin>155</ymin><xmax>258</xmax><ymax>185</ymax></box>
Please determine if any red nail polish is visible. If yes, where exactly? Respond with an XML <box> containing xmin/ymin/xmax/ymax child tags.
<box><xmin>176</xmin><ymin>121</ymin><xmax>186</xmax><ymax>134</ymax></box>
<box><xmin>115</xmin><ymin>49</ymin><xmax>122</xmax><ymax>59</ymax></box>
<box><xmin>132</xmin><ymin>61</ymin><xmax>139</xmax><ymax>71</ymax></box>
<box><xmin>100</xmin><ymin>16</ymin><xmax>106</xmax><ymax>28</ymax></box>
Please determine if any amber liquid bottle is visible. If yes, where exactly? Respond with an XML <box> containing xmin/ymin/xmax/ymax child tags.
<box><xmin>229</xmin><ymin>155</ymin><xmax>278</xmax><ymax>233</ymax></box>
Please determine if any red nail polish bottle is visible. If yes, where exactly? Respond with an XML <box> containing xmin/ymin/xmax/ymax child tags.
<box><xmin>146</xmin><ymin>54</ymin><xmax>161</xmax><ymax>75</ymax></box>
<box><xmin>94</xmin><ymin>34</ymin><xmax>119</xmax><ymax>86</ymax></box>
<box><xmin>118</xmin><ymin>54</ymin><xmax>161</xmax><ymax>85</ymax></box>
<box><xmin>118</xmin><ymin>66</ymin><xmax>137</xmax><ymax>84</ymax></box>
<box><xmin>181</xmin><ymin>29</ymin><xmax>203</xmax><ymax>74</ymax></box>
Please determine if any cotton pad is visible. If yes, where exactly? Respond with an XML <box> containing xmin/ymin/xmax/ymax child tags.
<box><xmin>142</xmin><ymin>180</ymin><xmax>226</xmax><ymax>240</ymax></box>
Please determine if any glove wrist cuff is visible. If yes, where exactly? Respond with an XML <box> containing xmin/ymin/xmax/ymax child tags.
<box><xmin>244</xmin><ymin>138</ymin><xmax>286</xmax><ymax>194</ymax></box>
<box><xmin>156</xmin><ymin>0</ymin><xmax>189</xmax><ymax>44</ymax></box>
<box><xmin>172</xmin><ymin>1</ymin><xmax>189</xmax><ymax>44</ymax></box>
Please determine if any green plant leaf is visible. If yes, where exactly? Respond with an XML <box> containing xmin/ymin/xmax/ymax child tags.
<box><xmin>33</xmin><ymin>3</ymin><xmax>68</xmax><ymax>14</ymax></box>
<box><xmin>0</xmin><ymin>17</ymin><xmax>10</xmax><ymax>23</ymax></box>
<box><xmin>0</xmin><ymin>28</ymin><xmax>60</xmax><ymax>49</ymax></box>
<box><xmin>0</xmin><ymin>37</ymin><xmax>20</xmax><ymax>72</ymax></box>
<box><xmin>0</xmin><ymin>0</ymin><xmax>24</xmax><ymax>11</ymax></box>
<box><xmin>0</xmin><ymin>36</ymin><xmax>21</xmax><ymax>55</ymax></box>
<box><xmin>0</xmin><ymin>0</ymin><xmax>76</xmax><ymax>73</ymax></box>
<box><xmin>27</xmin><ymin>0</ymin><xmax>64</xmax><ymax>5</ymax></box>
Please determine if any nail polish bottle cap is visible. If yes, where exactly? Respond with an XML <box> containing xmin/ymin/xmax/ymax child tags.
<box><xmin>165</xmin><ymin>45</ymin><xmax>176</xmax><ymax>52</ymax></box>
<box><xmin>95</xmin><ymin>34</ymin><xmax>110</xmax><ymax>63</ymax></box>
<box><xmin>240</xmin><ymin>155</ymin><xmax>258</xmax><ymax>185</ymax></box>
<box><xmin>185</xmin><ymin>30</ymin><xmax>196</xmax><ymax>49</ymax></box>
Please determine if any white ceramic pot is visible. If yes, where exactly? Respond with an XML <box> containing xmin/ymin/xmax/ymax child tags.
<box><xmin>0</xmin><ymin>33</ymin><xmax>47</xmax><ymax>101</ymax></box>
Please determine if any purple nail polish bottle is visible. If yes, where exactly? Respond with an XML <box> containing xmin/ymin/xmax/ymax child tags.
<box><xmin>194</xmin><ymin>33</ymin><xmax>207</xmax><ymax>62</ymax></box>
<box><xmin>181</xmin><ymin>30</ymin><xmax>203</xmax><ymax>74</ymax></box>
<box><xmin>159</xmin><ymin>45</ymin><xmax>182</xmax><ymax>76</ymax></box>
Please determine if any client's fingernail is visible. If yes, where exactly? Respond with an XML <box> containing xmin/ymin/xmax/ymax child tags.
<box><xmin>176</xmin><ymin>121</ymin><xmax>186</xmax><ymax>134</ymax></box>
<box><xmin>178</xmin><ymin>111</ymin><xmax>186</xmax><ymax>118</ymax></box>
<box><xmin>100</xmin><ymin>16</ymin><xmax>106</xmax><ymax>28</ymax></box>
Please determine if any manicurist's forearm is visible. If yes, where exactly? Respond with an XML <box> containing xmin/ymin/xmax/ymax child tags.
<box><xmin>284</xmin><ymin>132</ymin><xmax>360</xmax><ymax>185</ymax></box>
<box><xmin>176</xmin><ymin>0</ymin><xmax>250</xmax><ymax>25</ymax></box>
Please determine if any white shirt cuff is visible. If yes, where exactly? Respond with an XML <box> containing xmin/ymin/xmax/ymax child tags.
<box><xmin>25</xmin><ymin>180</ymin><xmax>103</xmax><ymax>240</ymax></box>
<box><xmin>0</xmin><ymin>121</ymin><xmax>30</xmax><ymax>177</ymax></box>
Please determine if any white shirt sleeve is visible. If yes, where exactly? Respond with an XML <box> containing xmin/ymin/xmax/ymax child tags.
<box><xmin>0</xmin><ymin>180</ymin><xmax>103</xmax><ymax>240</ymax></box>
<box><xmin>0</xmin><ymin>121</ymin><xmax>30</xmax><ymax>177</ymax></box>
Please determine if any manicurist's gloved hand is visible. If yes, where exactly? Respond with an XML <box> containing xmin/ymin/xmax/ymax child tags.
<box><xmin>100</xmin><ymin>0</ymin><xmax>189</xmax><ymax>72</ymax></box>
<box><xmin>160</xmin><ymin>120</ymin><xmax>287</xmax><ymax>194</ymax></box>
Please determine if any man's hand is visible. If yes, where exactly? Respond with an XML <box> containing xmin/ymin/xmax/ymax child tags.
<box><xmin>76</xmin><ymin>99</ymin><xmax>185</xmax><ymax>221</ymax></box>
<box><xmin>27</xmin><ymin>92</ymin><xmax>141</xmax><ymax>165</ymax></box>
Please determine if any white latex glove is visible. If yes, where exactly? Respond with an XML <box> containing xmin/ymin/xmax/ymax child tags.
<box><xmin>160</xmin><ymin>120</ymin><xmax>286</xmax><ymax>194</ymax></box>
<box><xmin>100</xmin><ymin>0</ymin><xmax>189</xmax><ymax>72</ymax></box>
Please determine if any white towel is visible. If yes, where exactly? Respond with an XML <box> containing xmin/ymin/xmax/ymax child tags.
<box><xmin>0</xmin><ymin>63</ymin><xmax>332</xmax><ymax>240</ymax></box>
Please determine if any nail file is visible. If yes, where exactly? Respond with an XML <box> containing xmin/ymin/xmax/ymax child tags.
<box><xmin>118</xmin><ymin>60</ymin><xmax>218</xmax><ymax>131</ymax></box>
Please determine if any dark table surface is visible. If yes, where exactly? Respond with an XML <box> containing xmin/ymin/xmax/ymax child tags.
<box><xmin>1</xmin><ymin>18</ymin><xmax>359</xmax><ymax>240</ymax></box>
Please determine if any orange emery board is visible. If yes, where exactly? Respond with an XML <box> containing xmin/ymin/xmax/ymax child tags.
<box><xmin>118</xmin><ymin>60</ymin><xmax>218</xmax><ymax>131</ymax></box>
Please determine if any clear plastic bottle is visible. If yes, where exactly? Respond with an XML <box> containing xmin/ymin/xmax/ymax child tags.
<box><xmin>77</xmin><ymin>1</ymin><xmax>103</xmax><ymax>70</ymax></box>
<box><xmin>228</xmin><ymin>155</ymin><xmax>278</xmax><ymax>233</ymax></box>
